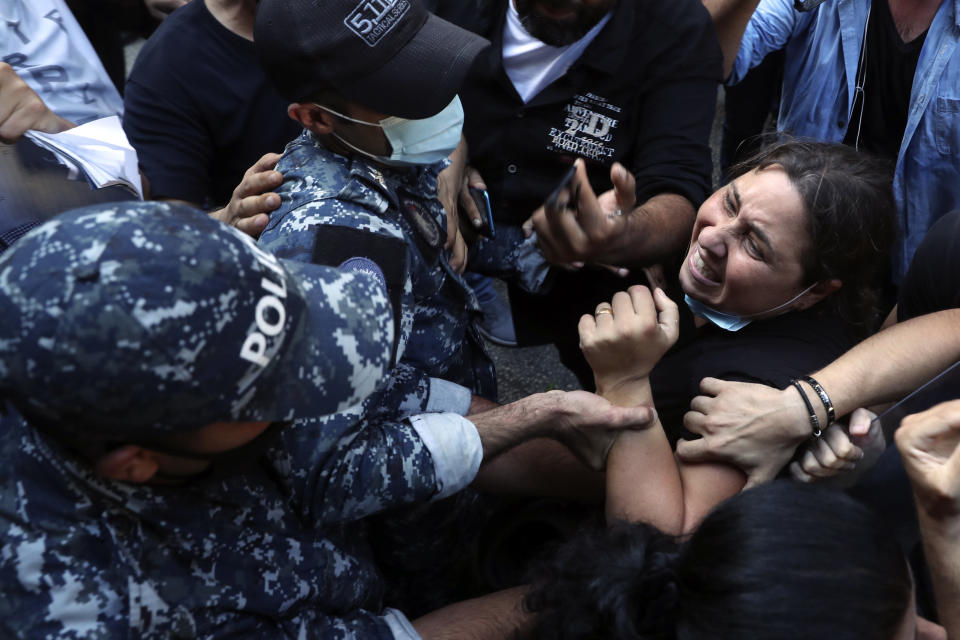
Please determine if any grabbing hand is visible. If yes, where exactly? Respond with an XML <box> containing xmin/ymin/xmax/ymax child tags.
<box><xmin>679</xmin><ymin>378</ymin><xmax>812</xmax><ymax>488</ymax></box>
<box><xmin>896</xmin><ymin>399</ymin><xmax>960</xmax><ymax>521</ymax></box>
<box><xmin>578</xmin><ymin>286</ymin><xmax>679</xmax><ymax>394</ymax></box>
<box><xmin>548</xmin><ymin>389</ymin><xmax>657</xmax><ymax>471</ymax></box>
<box><xmin>522</xmin><ymin>159</ymin><xmax>635</xmax><ymax>267</ymax></box>
<box><xmin>436</xmin><ymin>159</ymin><xmax>471</xmax><ymax>273</ymax></box>
<box><xmin>457</xmin><ymin>165</ymin><xmax>489</xmax><ymax>240</ymax></box>
<box><xmin>209</xmin><ymin>152</ymin><xmax>283</xmax><ymax>238</ymax></box>
<box><xmin>789</xmin><ymin>409</ymin><xmax>884</xmax><ymax>483</ymax></box>
<box><xmin>0</xmin><ymin>63</ymin><xmax>74</xmax><ymax>144</ymax></box>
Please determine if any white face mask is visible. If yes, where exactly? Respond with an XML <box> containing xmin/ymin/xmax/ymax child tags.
<box><xmin>314</xmin><ymin>96</ymin><xmax>464</xmax><ymax>167</ymax></box>
<box><xmin>684</xmin><ymin>282</ymin><xmax>818</xmax><ymax>332</ymax></box>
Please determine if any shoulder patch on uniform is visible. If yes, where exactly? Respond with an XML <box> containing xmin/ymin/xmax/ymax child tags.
<box><xmin>399</xmin><ymin>197</ymin><xmax>442</xmax><ymax>260</ymax></box>
<box><xmin>338</xmin><ymin>257</ymin><xmax>387</xmax><ymax>291</ymax></box>
<box><xmin>313</xmin><ymin>226</ymin><xmax>407</xmax><ymax>365</ymax></box>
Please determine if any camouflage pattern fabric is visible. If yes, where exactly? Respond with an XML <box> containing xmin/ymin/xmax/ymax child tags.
<box><xmin>259</xmin><ymin>132</ymin><xmax>511</xmax><ymax>408</ymax></box>
<box><xmin>0</xmin><ymin>202</ymin><xmax>395</xmax><ymax>441</ymax></box>
<box><xmin>0</xmin><ymin>406</ymin><xmax>443</xmax><ymax>638</ymax></box>
<box><xmin>0</xmin><ymin>202</ymin><xmax>462</xmax><ymax>638</ymax></box>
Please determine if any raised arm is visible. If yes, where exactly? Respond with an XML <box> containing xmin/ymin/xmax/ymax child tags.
<box><xmin>896</xmin><ymin>400</ymin><xmax>960</xmax><ymax>638</ymax></box>
<box><xmin>521</xmin><ymin>158</ymin><xmax>697</xmax><ymax>274</ymax></box>
<box><xmin>579</xmin><ymin>286</ymin><xmax>743</xmax><ymax>534</ymax></box>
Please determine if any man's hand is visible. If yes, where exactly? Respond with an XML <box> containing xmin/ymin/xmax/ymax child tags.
<box><xmin>0</xmin><ymin>63</ymin><xmax>74</xmax><ymax>144</ymax></box>
<box><xmin>208</xmin><ymin>152</ymin><xmax>283</xmax><ymax>238</ymax></box>
<box><xmin>679</xmin><ymin>378</ymin><xmax>812</xmax><ymax>488</ymax></box>
<box><xmin>547</xmin><ymin>390</ymin><xmax>656</xmax><ymax>471</ymax></box>
<box><xmin>522</xmin><ymin>159</ymin><xmax>635</xmax><ymax>267</ymax></box>
<box><xmin>897</xmin><ymin>400</ymin><xmax>960</xmax><ymax>639</ymax></box>
<box><xmin>469</xmin><ymin>390</ymin><xmax>655</xmax><ymax>471</ymax></box>
<box><xmin>436</xmin><ymin>142</ymin><xmax>470</xmax><ymax>273</ymax></box>
<box><xmin>896</xmin><ymin>400</ymin><xmax>960</xmax><ymax>521</ymax></box>
<box><xmin>458</xmin><ymin>166</ymin><xmax>488</xmax><ymax>233</ymax></box>
<box><xmin>578</xmin><ymin>286</ymin><xmax>679</xmax><ymax>394</ymax></box>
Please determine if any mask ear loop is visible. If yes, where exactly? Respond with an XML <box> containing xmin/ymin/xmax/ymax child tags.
<box><xmin>313</xmin><ymin>104</ymin><xmax>385</xmax><ymax>128</ymax></box>
<box><xmin>742</xmin><ymin>281</ymin><xmax>819</xmax><ymax>319</ymax></box>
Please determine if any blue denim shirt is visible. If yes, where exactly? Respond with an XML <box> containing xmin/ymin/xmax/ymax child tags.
<box><xmin>732</xmin><ymin>0</ymin><xmax>960</xmax><ymax>281</ymax></box>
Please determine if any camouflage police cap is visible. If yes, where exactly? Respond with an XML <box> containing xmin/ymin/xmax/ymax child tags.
<box><xmin>0</xmin><ymin>202</ymin><xmax>394</xmax><ymax>442</ymax></box>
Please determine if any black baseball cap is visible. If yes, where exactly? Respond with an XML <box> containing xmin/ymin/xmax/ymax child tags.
<box><xmin>255</xmin><ymin>0</ymin><xmax>489</xmax><ymax>119</ymax></box>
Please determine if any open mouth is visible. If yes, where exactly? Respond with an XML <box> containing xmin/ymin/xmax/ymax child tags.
<box><xmin>688</xmin><ymin>247</ymin><xmax>722</xmax><ymax>286</ymax></box>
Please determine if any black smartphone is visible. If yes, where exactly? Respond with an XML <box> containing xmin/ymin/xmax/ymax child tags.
<box><xmin>545</xmin><ymin>163</ymin><xmax>579</xmax><ymax>212</ymax></box>
<box><xmin>468</xmin><ymin>186</ymin><xmax>495</xmax><ymax>238</ymax></box>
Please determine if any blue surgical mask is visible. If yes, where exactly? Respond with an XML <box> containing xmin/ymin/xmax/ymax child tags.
<box><xmin>684</xmin><ymin>282</ymin><xmax>818</xmax><ymax>332</ymax></box>
<box><xmin>314</xmin><ymin>96</ymin><xmax>464</xmax><ymax>167</ymax></box>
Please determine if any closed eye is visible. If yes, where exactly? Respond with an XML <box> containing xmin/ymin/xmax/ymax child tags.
<box><xmin>743</xmin><ymin>233</ymin><xmax>764</xmax><ymax>260</ymax></box>
<box><xmin>723</xmin><ymin>190</ymin><xmax>736</xmax><ymax>217</ymax></box>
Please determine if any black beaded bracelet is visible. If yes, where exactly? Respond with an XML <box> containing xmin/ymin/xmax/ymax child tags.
<box><xmin>800</xmin><ymin>375</ymin><xmax>835</xmax><ymax>425</ymax></box>
<box><xmin>790</xmin><ymin>379</ymin><xmax>822</xmax><ymax>438</ymax></box>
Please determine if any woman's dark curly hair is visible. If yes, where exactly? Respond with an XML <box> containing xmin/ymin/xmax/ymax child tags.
<box><xmin>728</xmin><ymin>140</ymin><xmax>896</xmax><ymax>332</ymax></box>
<box><xmin>524</xmin><ymin>482</ymin><xmax>911</xmax><ymax>640</ymax></box>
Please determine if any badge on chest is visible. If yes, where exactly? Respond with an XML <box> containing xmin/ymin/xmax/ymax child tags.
<box><xmin>399</xmin><ymin>197</ymin><xmax>443</xmax><ymax>261</ymax></box>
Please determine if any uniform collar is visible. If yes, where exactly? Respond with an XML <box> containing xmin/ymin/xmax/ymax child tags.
<box><xmin>304</xmin><ymin>131</ymin><xmax>443</xmax><ymax>215</ymax></box>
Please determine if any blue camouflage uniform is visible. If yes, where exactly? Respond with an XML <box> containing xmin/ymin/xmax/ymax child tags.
<box><xmin>0</xmin><ymin>202</ymin><xmax>484</xmax><ymax>639</ymax></box>
<box><xmin>259</xmin><ymin>131</ymin><xmax>551</xmax><ymax>414</ymax></box>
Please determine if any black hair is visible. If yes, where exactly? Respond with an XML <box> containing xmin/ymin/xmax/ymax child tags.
<box><xmin>525</xmin><ymin>482</ymin><xmax>911</xmax><ymax>640</ymax></box>
<box><xmin>729</xmin><ymin>140</ymin><xmax>896</xmax><ymax>332</ymax></box>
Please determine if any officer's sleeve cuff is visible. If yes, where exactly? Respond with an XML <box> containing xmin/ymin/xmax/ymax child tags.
<box><xmin>517</xmin><ymin>232</ymin><xmax>552</xmax><ymax>293</ymax></box>
<box><xmin>409</xmin><ymin>412</ymin><xmax>483</xmax><ymax>500</ymax></box>
<box><xmin>426</xmin><ymin>378</ymin><xmax>472</xmax><ymax>415</ymax></box>
<box><xmin>383</xmin><ymin>607</ymin><xmax>422</xmax><ymax>639</ymax></box>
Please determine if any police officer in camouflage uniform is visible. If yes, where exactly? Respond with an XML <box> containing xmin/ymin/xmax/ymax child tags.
<box><xmin>0</xmin><ymin>201</ymin><xmax>654</xmax><ymax>638</ymax></box>
<box><xmin>256</xmin><ymin>0</ymin><xmax>551</xmax><ymax>420</ymax></box>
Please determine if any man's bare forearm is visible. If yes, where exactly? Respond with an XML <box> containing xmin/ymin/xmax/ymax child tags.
<box><xmin>413</xmin><ymin>586</ymin><xmax>532</xmax><ymax>640</ymax></box>
<box><xmin>814</xmin><ymin>310</ymin><xmax>960</xmax><ymax>418</ymax></box>
<box><xmin>607</xmin><ymin>193</ymin><xmax>695</xmax><ymax>267</ymax></box>
<box><xmin>758</xmin><ymin>310</ymin><xmax>960</xmax><ymax>445</ymax></box>
<box><xmin>469</xmin><ymin>392</ymin><xmax>562</xmax><ymax>461</ymax></box>
<box><xmin>470</xmin><ymin>390</ymin><xmax>655</xmax><ymax>470</ymax></box>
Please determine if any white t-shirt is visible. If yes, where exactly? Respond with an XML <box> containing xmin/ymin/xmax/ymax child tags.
<box><xmin>502</xmin><ymin>0</ymin><xmax>611</xmax><ymax>103</ymax></box>
<box><xmin>0</xmin><ymin>0</ymin><xmax>123</xmax><ymax>125</ymax></box>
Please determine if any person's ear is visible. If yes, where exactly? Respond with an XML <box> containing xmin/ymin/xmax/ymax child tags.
<box><xmin>288</xmin><ymin>102</ymin><xmax>335</xmax><ymax>135</ymax></box>
<box><xmin>796</xmin><ymin>278</ymin><xmax>842</xmax><ymax>310</ymax></box>
<box><xmin>94</xmin><ymin>445</ymin><xmax>159</xmax><ymax>484</ymax></box>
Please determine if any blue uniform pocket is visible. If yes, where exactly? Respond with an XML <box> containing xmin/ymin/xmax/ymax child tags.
<box><xmin>935</xmin><ymin>97</ymin><xmax>960</xmax><ymax>155</ymax></box>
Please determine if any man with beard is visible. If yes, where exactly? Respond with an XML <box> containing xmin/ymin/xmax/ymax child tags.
<box><xmin>431</xmin><ymin>0</ymin><xmax>722</xmax><ymax>379</ymax></box>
